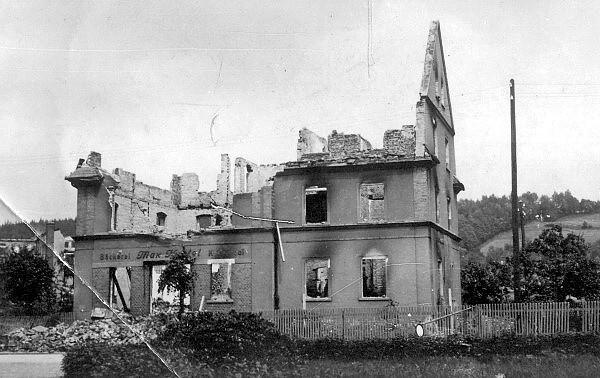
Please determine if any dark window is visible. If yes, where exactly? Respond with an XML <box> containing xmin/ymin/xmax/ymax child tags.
<box><xmin>445</xmin><ymin>138</ymin><xmax>450</xmax><ymax>169</ymax></box>
<box><xmin>196</xmin><ymin>214</ymin><xmax>211</xmax><ymax>229</ymax></box>
<box><xmin>362</xmin><ymin>257</ymin><xmax>387</xmax><ymax>298</ymax></box>
<box><xmin>305</xmin><ymin>258</ymin><xmax>330</xmax><ymax>298</ymax></box>
<box><xmin>156</xmin><ymin>212</ymin><xmax>167</xmax><ymax>226</ymax></box>
<box><xmin>214</xmin><ymin>214</ymin><xmax>223</xmax><ymax>226</ymax></box>
<box><xmin>359</xmin><ymin>183</ymin><xmax>385</xmax><ymax>222</ymax></box>
<box><xmin>305</xmin><ymin>186</ymin><xmax>327</xmax><ymax>224</ymax></box>
<box><xmin>447</xmin><ymin>196</ymin><xmax>452</xmax><ymax>228</ymax></box>
<box><xmin>113</xmin><ymin>203</ymin><xmax>119</xmax><ymax>231</ymax></box>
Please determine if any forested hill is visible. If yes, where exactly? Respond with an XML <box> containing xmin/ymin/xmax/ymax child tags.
<box><xmin>458</xmin><ymin>190</ymin><xmax>600</xmax><ymax>262</ymax></box>
<box><xmin>0</xmin><ymin>218</ymin><xmax>76</xmax><ymax>239</ymax></box>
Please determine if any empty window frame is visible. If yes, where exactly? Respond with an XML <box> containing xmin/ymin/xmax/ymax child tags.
<box><xmin>359</xmin><ymin>183</ymin><xmax>385</xmax><ymax>223</ymax></box>
<box><xmin>156</xmin><ymin>212</ymin><xmax>167</xmax><ymax>226</ymax></box>
<box><xmin>305</xmin><ymin>258</ymin><xmax>330</xmax><ymax>299</ymax></box>
<box><xmin>447</xmin><ymin>196</ymin><xmax>452</xmax><ymax>227</ymax></box>
<box><xmin>444</xmin><ymin>138</ymin><xmax>450</xmax><ymax>169</ymax></box>
<box><xmin>109</xmin><ymin>267</ymin><xmax>131</xmax><ymax>312</ymax></box>
<box><xmin>150</xmin><ymin>264</ymin><xmax>191</xmax><ymax>312</ymax></box>
<box><xmin>210</xmin><ymin>259</ymin><xmax>234</xmax><ymax>301</ymax></box>
<box><xmin>305</xmin><ymin>186</ymin><xmax>328</xmax><ymax>224</ymax></box>
<box><xmin>112</xmin><ymin>203</ymin><xmax>119</xmax><ymax>231</ymax></box>
<box><xmin>362</xmin><ymin>257</ymin><xmax>387</xmax><ymax>298</ymax></box>
<box><xmin>196</xmin><ymin>214</ymin><xmax>211</xmax><ymax>229</ymax></box>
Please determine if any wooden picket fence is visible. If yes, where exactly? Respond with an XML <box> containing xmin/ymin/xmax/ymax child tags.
<box><xmin>260</xmin><ymin>302</ymin><xmax>600</xmax><ymax>340</ymax></box>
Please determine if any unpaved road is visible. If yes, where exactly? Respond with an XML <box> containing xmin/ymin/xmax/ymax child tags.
<box><xmin>0</xmin><ymin>353</ymin><xmax>63</xmax><ymax>377</ymax></box>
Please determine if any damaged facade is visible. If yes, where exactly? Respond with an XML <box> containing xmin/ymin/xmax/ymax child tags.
<box><xmin>67</xmin><ymin>21</ymin><xmax>465</xmax><ymax>318</ymax></box>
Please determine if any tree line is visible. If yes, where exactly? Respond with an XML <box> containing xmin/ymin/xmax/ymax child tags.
<box><xmin>458</xmin><ymin>190</ymin><xmax>600</xmax><ymax>263</ymax></box>
<box><xmin>0</xmin><ymin>218</ymin><xmax>76</xmax><ymax>239</ymax></box>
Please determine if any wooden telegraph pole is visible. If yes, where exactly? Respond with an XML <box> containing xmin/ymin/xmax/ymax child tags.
<box><xmin>510</xmin><ymin>79</ymin><xmax>520</xmax><ymax>302</ymax></box>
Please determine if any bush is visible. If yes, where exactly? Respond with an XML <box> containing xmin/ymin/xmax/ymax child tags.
<box><xmin>1</xmin><ymin>249</ymin><xmax>56</xmax><ymax>314</ymax></box>
<box><xmin>158</xmin><ymin>311</ymin><xmax>298</xmax><ymax>363</ymax></box>
<box><xmin>62</xmin><ymin>343</ymin><xmax>208</xmax><ymax>378</ymax></box>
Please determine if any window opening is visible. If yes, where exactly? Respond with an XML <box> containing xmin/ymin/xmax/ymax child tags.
<box><xmin>210</xmin><ymin>259</ymin><xmax>233</xmax><ymax>301</ymax></box>
<box><xmin>214</xmin><ymin>214</ymin><xmax>223</xmax><ymax>226</ymax></box>
<box><xmin>305</xmin><ymin>258</ymin><xmax>330</xmax><ymax>299</ymax></box>
<box><xmin>305</xmin><ymin>186</ymin><xmax>327</xmax><ymax>224</ymax></box>
<box><xmin>432</xmin><ymin>117</ymin><xmax>438</xmax><ymax>155</ymax></box>
<box><xmin>150</xmin><ymin>263</ymin><xmax>191</xmax><ymax>312</ymax></box>
<box><xmin>447</xmin><ymin>196</ymin><xmax>452</xmax><ymax>228</ymax></box>
<box><xmin>109</xmin><ymin>267</ymin><xmax>131</xmax><ymax>312</ymax></box>
<box><xmin>196</xmin><ymin>214</ymin><xmax>211</xmax><ymax>229</ymax></box>
<box><xmin>359</xmin><ymin>183</ymin><xmax>385</xmax><ymax>222</ymax></box>
<box><xmin>112</xmin><ymin>203</ymin><xmax>118</xmax><ymax>231</ymax></box>
<box><xmin>445</xmin><ymin>138</ymin><xmax>450</xmax><ymax>169</ymax></box>
<box><xmin>362</xmin><ymin>257</ymin><xmax>387</xmax><ymax>298</ymax></box>
<box><xmin>156</xmin><ymin>212</ymin><xmax>167</xmax><ymax>226</ymax></box>
<box><xmin>244</xmin><ymin>164</ymin><xmax>253</xmax><ymax>192</ymax></box>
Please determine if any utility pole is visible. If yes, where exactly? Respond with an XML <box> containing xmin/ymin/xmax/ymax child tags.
<box><xmin>510</xmin><ymin>79</ymin><xmax>520</xmax><ymax>302</ymax></box>
<box><xmin>519</xmin><ymin>201</ymin><xmax>526</xmax><ymax>250</ymax></box>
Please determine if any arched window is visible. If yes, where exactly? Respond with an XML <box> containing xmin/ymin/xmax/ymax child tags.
<box><xmin>156</xmin><ymin>212</ymin><xmax>167</xmax><ymax>226</ymax></box>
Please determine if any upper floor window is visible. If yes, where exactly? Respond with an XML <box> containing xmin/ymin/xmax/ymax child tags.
<box><xmin>447</xmin><ymin>196</ymin><xmax>452</xmax><ymax>228</ymax></box>
<box><xmin>196</xmin><ymin>214</ymin><xmax>211</xmax><ymax>229</ymax></box>
<box><xmin>362</xmin><ymin>256</ymin><xmax>387</xmax><ymax>298</ymax></box>
<box><xmin>156</xmin><ymin>212</ymin><xmax>167</xmax><ymax>227</ymax></box>
<box><xmin>445</xmin><ymin>138</ymin><xmax>450</xmax><ymax>169</ymax></box>
<box><xmin>305</xmin><ymin>258</ymin><xmax>330</xmax><ymax>299</ymax></box>
<box><xmin>359</xmin><ymin>183</ymin><xmax>385</xmax><ymax>223</ymax></box>
<box><xmin>305</xmin><ymin>186</ymin><xmax>327</xmax><ymax>224</ymax></box>
<box><xmin>432</xmin><ymin>117</ymin><xmax>438</xmax><ymax>155</ymax></box>
<box><xmin>112</xmin><ymin>203</ymin><xmax>119</xmax><ymax>231</ymax></box>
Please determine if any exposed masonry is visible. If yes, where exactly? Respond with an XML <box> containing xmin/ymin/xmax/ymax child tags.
<box><xmin>233</xmin><ymin>157</ymin><xmax>284</xmax><ymax>194</ymax></box>
<box><xmin>297</xmin><ymin>128</ymin><xmax>328</xmax><ymax>159</ymax></box>
<box><xmin>69</xmin><ymin>121</ymin><xmax>440</xmax><ymax>237</ymax></box>
<box><xmin>292</xmin><ymin>127</ymin><xmax>419</xmax><ymax>167</ymax></box>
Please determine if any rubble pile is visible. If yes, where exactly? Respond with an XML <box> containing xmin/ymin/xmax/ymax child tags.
<box><xmin>1</xmin><ymin>314</ymin><xmax>170</xmax><ymax>353</ymax></box>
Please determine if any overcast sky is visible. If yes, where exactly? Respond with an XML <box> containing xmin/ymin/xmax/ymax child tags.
<box><xmin>1</xmin><ymin>0</ymin><xmax>600</xmax><ymax>222</ymax></box>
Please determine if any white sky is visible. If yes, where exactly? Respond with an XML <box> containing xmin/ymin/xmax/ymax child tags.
<box><xmin>1</xmin><ymin>0</ymin><xmax>600</xmax><ymax>222</ymax></box>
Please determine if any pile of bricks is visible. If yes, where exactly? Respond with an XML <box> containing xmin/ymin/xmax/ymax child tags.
<box><xmin>1</xmin><ymin>314</ymin><xmax>168</xmax><ymax>353</ymax></box>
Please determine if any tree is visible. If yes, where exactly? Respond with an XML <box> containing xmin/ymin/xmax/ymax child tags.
<box><xmin>515</xmin><ymin>225</ymin><xmax>600</xmax><ymax>302</ymax></box>
<box><xmin>461</xmin><ymin>261</ymin><xmax>511</xmax><ymax>305</ymax></box>
<box><xmin>2</xmin><ymin>249</ymin><xmax>56</xmax><ymax>314</ymax></box>
<box><xmin>158</xmin><ymin>248</ymin><xmax>195</xmax><ymax>319</ymax></box>
<box><xmin>461</xmin><ymin>225</ymin><xmax>600</xmax><ymax>304</ymax></box>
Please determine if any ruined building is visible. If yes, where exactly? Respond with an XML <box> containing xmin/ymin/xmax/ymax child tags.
<box><xmin>66</xmin><ymin>21</ymin><xmax>464</xmax><ymax>318</ymax></box>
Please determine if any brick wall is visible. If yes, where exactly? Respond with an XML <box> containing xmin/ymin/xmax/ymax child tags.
<box><xmin>234</xmin><ymin>157</ymin><xmax>284</xmax><ymax>194</ymax></box>
<box><xmin>383</xmin><ymin>126</ymin><xmax>416</xmax><ymax>156</ymax></box>
<box><xmin>91</xmin><ymin>268</ymin><xmax>110</xmax><ymax>309</ymax></box>
<box><xmin>297</xmin><ymin>128</ymin><xmax>328</xmax><ymax>159</ymax></box>
<box><xmin>413</xmin><ymin>167</ymin><xmax>431</xmax><ymax>221</ymax></box>
<box><xmin>193</xmin><ymin>262</ymin><xmax>252</xmax><ymax>312</ymax></box>
<box><xmin>327</xmin><ymin>131</ymin><xmax>372</xmax><ymax>158</ymax></box>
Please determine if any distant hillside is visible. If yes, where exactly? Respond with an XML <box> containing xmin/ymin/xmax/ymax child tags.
<box><xmin>480</xmin><ymin>212</ymin><xmax>600</xmax><ymax>256</ymax></box>
<box><xmin>0</xmin><ymin>218</ymin><xmax>76</xmax><ymax>239</ymax></box>
<box><xmin>458</xmin><ymin>190</ymin><xmax>600</xmax><ymax>263</ymax></box>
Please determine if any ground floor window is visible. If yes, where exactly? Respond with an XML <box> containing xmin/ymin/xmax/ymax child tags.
<box><xmin>209</xmin><ymin>259</ymin><xmax>234</xmax><ymax>301</ymax></box>
<box><xmin>150</xmin><ymin>264</ymin><xmax>190</xmax><ymax>312</ymax></box>
<box><xmin>362</xmin><ymin>257</ymin><xmax>387</xmax><ymax>298</ymax></box>
<box><xmin>109</xmin><ymin>267</ymin><xmax>131</xmax><ymax>312</ymax></box>
<box><xmin>305</xmin><ymin>258</ymin><xmax>330</xmax><ymax>299</ymax></box>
